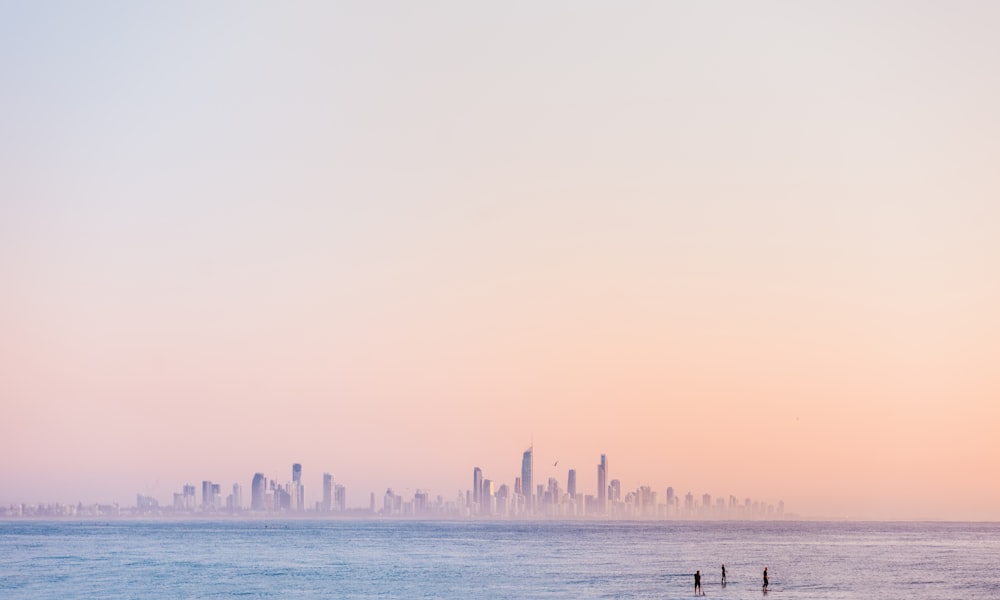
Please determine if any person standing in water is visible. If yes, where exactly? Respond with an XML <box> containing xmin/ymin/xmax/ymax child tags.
<box><xmin>762</xmin><ymin>566</ymin><xmax>769</xmax><ymax>592</ymax></box>
<box><xmin>721</xmin><ymin>564</ymin><xmax>726</xmax><ymax>586</ymax></box>
<box><xmin>694</xmin><ymin>570</ymin><xmax>703</xmax><ymax>596</ymax></box>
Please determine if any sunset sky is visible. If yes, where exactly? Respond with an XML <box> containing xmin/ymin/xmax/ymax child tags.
<box><xmin>2</xmin><ymin>2</ymin><xmax>998</xmax><ymax>520</ymax></box>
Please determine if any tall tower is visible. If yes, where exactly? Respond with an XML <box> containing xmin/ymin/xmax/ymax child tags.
<box><xmin>292</xmin><ymin>463</ymin><xmax>303</xmax><ymax>511</ymax></box>
<box><xmin>335</xmin><ymin>484</ymin><xmax>346</xmax><ymax>512</ymax></box>
<box><xmin>567</xmin><ymin>469</ymin><xmax>577</xmax><ymax>498</ymax></box>
<box><xmin>473</xmin><ymin>467</ymin><xmax>483</xmax><ymax>508</ymax></box>
<box><xmin>597</xmin><ymin>454</ymin><xmax>608</xmax><ymax>514</ymax></box>
<box><xmin>322</xmin><ymin>473</ymin><xmax>333</xmax><ymax>512</ymax></box>
<box><xmin>251</xmin><ymin>473</ymin><xmax>266</xmax><ymax>511</ymax></box>
<box><xmin>481</xmin><ymin>479</ymin><xmax>494</xmax><ymax>516</ymax></box>
<box><xmin>202</xmin><ymin>480</ymin><xmax>215</xmax><ymax>510</ymax></box>
<box><xmin>521</xmin><ymin>446</ymin><xmax>534</xmax><ymax>514</ymax></box>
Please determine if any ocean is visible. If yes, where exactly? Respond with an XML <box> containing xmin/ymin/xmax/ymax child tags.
<box><xmin>1</xmin><ymin>520</ymin><xmax>998</xmax><ymax>599</ymax></box>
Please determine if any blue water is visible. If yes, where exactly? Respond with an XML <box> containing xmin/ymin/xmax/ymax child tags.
<box><xmin>1</xmin><ymin>520</ymin><xmax>998</xmax><ymax>599</ymax></box>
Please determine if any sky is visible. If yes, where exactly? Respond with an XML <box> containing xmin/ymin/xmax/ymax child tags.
<box><xmin>1</xmin><ymin>1</ymin><xmax>998</xmax><ymax>520</ymax></box>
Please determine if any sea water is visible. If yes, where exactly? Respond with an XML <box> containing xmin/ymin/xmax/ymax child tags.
<box><xmin>1</xmin><ymin>520</ymin><xmax>998</xmax><ymax>599</ymax></box>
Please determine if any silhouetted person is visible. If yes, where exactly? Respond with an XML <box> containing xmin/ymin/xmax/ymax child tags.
<box><xmin>694</xmin><ymin>570</ymin><xmax>703</xmax><ymax>595</ymax></box>
<box><xmin>763</xmin><ymin>567</ymin><xmax>769</xmax><ymax>592</ymax></box>
<box><xmin>721</xmin><ymin>564</ymin><xmax>726</xmax><ymax>586</ymax></box>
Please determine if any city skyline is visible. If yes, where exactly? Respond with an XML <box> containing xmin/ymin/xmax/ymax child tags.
<box><xmin>4</xmin><ymin>453</ymin><xmax>787</xmax><ymax>521</ymax></box>
<box><xmin>2</xmin><ymin>3</ymin><xmax>999</xmax><ymax>522</ymax></box>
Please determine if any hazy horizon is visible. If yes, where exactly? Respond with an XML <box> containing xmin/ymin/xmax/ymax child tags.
<box><xmin>2</xmin><ymin>2</ymin><xmax>998</xmax><ymax>522</ymax></box>
<box><xmin>0</xmin><ymin>449</ymin><xmax>980</xmax><ymax>522</ymax></box>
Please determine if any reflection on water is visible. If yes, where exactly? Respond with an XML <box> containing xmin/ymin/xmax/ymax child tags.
<box><xmin>2</xmin><ymin>520</ymin><xmax>998</xmax><ymax>599</ymax></box>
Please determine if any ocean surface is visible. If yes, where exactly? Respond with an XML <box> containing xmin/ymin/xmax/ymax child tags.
<box><xmin>1</xmin><ymin>520</ymin><xmax>998</xmax><ymax>599</ymax></box>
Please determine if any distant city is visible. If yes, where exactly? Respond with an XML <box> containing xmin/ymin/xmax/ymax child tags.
<box><xmin>2</xmin><ymin>447</ymin><xmax>786</xmax><ymax>520</ymax></box>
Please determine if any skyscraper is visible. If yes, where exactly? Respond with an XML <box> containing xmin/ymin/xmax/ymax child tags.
<box><xmin>496</xmin><ymin>483</ymin><xmax>510</xmax><ymax>516</ymax></box>
<box><xmin>334</xmin><ymin>484</ymin><xmax>346</xmax><ymax>512</ymax></box>
<box><xmin>547</xmin><ymin>477</ymin><xmax>559</xmax><ymax>505</ymax></box>
<box><xmin>521</xmin><ymin>446</ymin><xmax>533</xmax><ymax>514</ymax></box>
<box><xmin>274</xmin><ymin>485</ymin><xmax>291</xmax><ymax>511</ymax></box>
<box><xmin>567</xmin><ymin>469</ymin><xmax>577</xmax><ymax>498</ymax></box>
<box><xmin>481</xmin><ymin>479</ymin><xmax>494</xmax><ymax>516</ymax></box>
<box><xmin>292</xmin><ymin>463</ymin><xmax>303</xmax><ymax>511</ymax></box>
<box><xmin>251</xmin><ymin>473</ymin><xmax>266</xmax><ymax>511</ymax></box>
<box><xmin>597</xmin><ymin>454</ymin><xmax>608</xmax><ymax>514</ymax></box>
<box><xmin>473</xmin><ymin>467</ymin><xmax>483</xmax><ymax>509</ymax></box>
<box><xmin>202</xmin><ymin>480</ymin><xmax>216</xmax><ymax>511</ymax></box>
<box><xmin>322</xmin><ymin>473</ymin><xmax>333</xmax><ymax>512</ymax></box>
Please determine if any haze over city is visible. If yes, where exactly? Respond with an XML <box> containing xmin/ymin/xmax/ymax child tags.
<box><xmin>2</xmin><ymin>2</ymin><xmax>998</xmax><ymax>521</ymax></box>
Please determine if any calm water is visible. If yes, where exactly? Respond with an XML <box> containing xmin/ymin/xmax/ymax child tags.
<box><xmin>1</xmin><ymin>520</ymin><xmax>998</xmax><ymax>599</ymax></box>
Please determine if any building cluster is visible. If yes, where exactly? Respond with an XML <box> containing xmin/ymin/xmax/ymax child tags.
<box><xmin>464</xmin><ymin>448</ymin><xmax>785</xmax><ymax>520</ymax></box>
<box><xmin>157</xmin><ymin>464</ymin><xmax>348</xmax><ymax>516</ymax></box>
<box><xmin>1</xmin><ymin>502</ymin><xmax>124</xmax><ymax>518</ymax></box>
<box><xmin>2</xmin><ymin>448</ymin><xmax>785</xmax><ymax>520</ymax></box>
<box><xmin>248</xmin><ymin>468</ymin><xmax>346</xmax><ymax>514</ymax></box>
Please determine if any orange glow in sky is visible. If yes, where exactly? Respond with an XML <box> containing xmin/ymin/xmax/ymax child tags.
<box><xmin>1</xmin><ymin>2</ymin><xmax>998</xmax><ymax>520</ymax></box>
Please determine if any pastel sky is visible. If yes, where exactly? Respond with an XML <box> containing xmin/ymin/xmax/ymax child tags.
<box><xmin>2</xmin><ymin>2</ymin><xmax>998</xmax><ymax>520</ymax></box>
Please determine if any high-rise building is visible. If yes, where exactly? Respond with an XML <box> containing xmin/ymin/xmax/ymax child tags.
<box><xmin>567</xmin><ymin>469</ymin><xmax>577</xmax><ymax>498</ymax></box>
<box><xmin>274</xmin><ymin>486</ymin><xmax>291</xmax><ymax>511</ymax></box>
<box><xmin>383</xmin><ymin>488</ymin><xmax>398</xmax><ymax>515</ymax></box>
<box><xmin>637</xmin><ymin>485</ymin><xmax>656</xmax><ymax>516</ymax></box>
<box><xmin>183</xmin><ymin>484</ymin><xmax>196</xmax><ymax>510</ymax></box>
<box><xmin>496</xmin><ymin>483</ymin><xmax>510</xmax><ymax>516</ymax></box>
<box><xmin>291</xmin><ymin>463</ymin><xmax>304</xmax><ymax>512</ymax></box>
<box><xmin>231</xmin><ymin>483</ymin><xmax>242</xmax><ymax>511</ymax></box>
<box><xmin>597</xmin><ymin>454</ymin><xmax>608</xmax><ymax>513</ymax></box>
<box><xmin>322</xmin><ymin>473</ymin><xmax>333</xmax><ymax>512</ymax></box>
<box><xmin>481</xmin><ymin>479</ymin><xmax>494</xmax><ymax>516</ymax></box>
<box><xmin>521</xmin><ymin>446</ymin><xmax>534</xmax><ymax>514</ymax></box>
<box><xmin>334</xmin><ymin>484</ymin><xmax>346</xmax><ymax>512</ymax></box>
<box><xmin>473</xmin><ymin>467</ymin><xmax>483</xmax><ymax>508</ymax></box>
<box><xmin>251</xmin><ymin>473</ymin><xmax>267</xmax><ymax>510</ymax></box>
<box><xmin>545</xmin><ymin>477</ymin><xmax>560</xmax><ymax>507</ymax></box>
<box><xmin>414</xmin><ymin>490</ymin><xmax>429</xmax><ymax>513</ymax></box>
<box><xmin>202</xmin><ymin>480</ymin><xmax>215</xmax><ymax>511</ymax></box>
